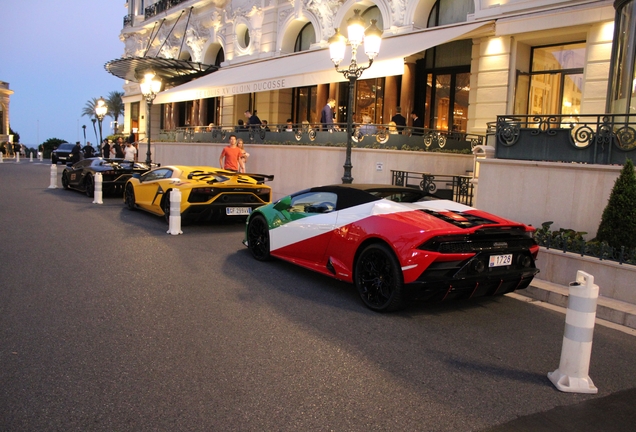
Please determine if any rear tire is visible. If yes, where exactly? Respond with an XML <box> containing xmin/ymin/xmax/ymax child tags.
<box><xmin>354</xmin><ymin>243</ymin><xmax>404</xmax><ymax>312</ymax></box>
<box><xmin>247</xmin><ymin>215</ymin><xmax>271</xmax><ymax>261</ymax></box>
<box><xmin>84</xmin><ymin>174</ymin><xmax>94</xmax><ymax>198</ymax></box>
<box><xmin>61</xmin><ymin>171</ymin><xmax>70</xmax><ymax>189</ymax></box>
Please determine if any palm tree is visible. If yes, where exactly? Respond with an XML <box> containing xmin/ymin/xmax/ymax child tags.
<box><xmin>81</xmin><ymin>97</ymin><xmax>100</xmax><ymax>119</ymax></box>
<box><xmin>106</xmin><ymin>91</ymin><xmax>124</xmax><ymax>133</ymax></box>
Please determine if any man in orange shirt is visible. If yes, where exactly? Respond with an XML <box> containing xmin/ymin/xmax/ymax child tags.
<box><xmin>219</xmin><ymin>134</ymin><xmax>242</xmax><ymax>171</ymax></box>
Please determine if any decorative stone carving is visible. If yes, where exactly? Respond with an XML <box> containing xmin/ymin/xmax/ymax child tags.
<box><xmin>306</xmin><ymin>0</ymin><xmax>342</xmax><ymax>40</ymax></box>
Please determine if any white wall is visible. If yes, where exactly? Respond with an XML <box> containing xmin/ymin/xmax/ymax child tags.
<box><xmin>475</xmin><ymin>158</ymin><xmax>622</xmax><ymax>238</ymax></box>
<box><xmin>151</xmin><ymin>142</ymin><xmax>475</xmax><ymax>200</ymax></box>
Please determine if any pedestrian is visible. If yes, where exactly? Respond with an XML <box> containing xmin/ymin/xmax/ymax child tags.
<box><xmin>391</xmin><ymin>107</ymin><xmax>407</xmax><ymax>134</ymax></box>
<box><xmin>285</xmin><ymin>119</ymin><xmax>294</xmax><ymax>132</ymax></box>
<box><xmin>262</xmin><ymin>120</ymin><xmax>271</xmax><ymax>131</ymax></box>
<box><xmin>388</xmin><ymin>121</ymin><xmax>398</xmax><ymax>134</ymax></box>
<box><xmin>219</xmin><ymin>134</ymin><xmax>242</xmax><ymax>171</ymax></box>
<box><xmin>411</xmin><ymin>111</ymin><xmax>424</xmax><ymax>136</ymax></box>
<box><xmin>101</xmin><ymin>139</ymin><xmax>110</xmax><ymax>158</ymax></box>
<box><xmin>237</xmin><ymin>138</ymin><xmax>250</xmax><ymax>173</ymax></box>
<box><xmin>236</xmin><ymin>119</ymin><xmax>247</xmax><ymax>132</ymax></box>
<box><xmin>70</xmin><ymin>141</ymin><xmax>82</xmax><ymax>164</ymax></box>
<box><xmin>244</xmin><ymin>110</ymin><xmax>261</xmax><ymax>128</ymax></box>
<box><xmin>112</xmin><ymin>137</ymin><xmax>125</xmax><ymax>158</ymax></box>
<box><xmin>320</xmin><ymin>98</ymin><xmax>336</xmax><ymax>131</ymax></box>
<box><xmin>359</xmin><ymin>114</ymin><xmax>377</xmax><ymax>135</ymax></box>
<box><xmin>123</xmin><ymin>142</ymin><xmax>137</xmax><ymax>161</ymax></box>
<box><xmin>128</xmin><ymin>131</ymin><xmax>135</xmax><ymax>145</ymax></box>
<box><xmin>82</xmin><ymin>141</ymin><xmax>95</xmax><ymax>158</ymax></box>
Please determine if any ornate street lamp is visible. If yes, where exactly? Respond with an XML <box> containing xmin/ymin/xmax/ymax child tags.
<box><xmin>329</xmin><ymin>10</ymin><xmax>381</xmax><ymax>183</ymax></box>
<box><xmin>139</xmin><ymin>70</ymin><xmax>162</xmax><ymax>165</ymax></box>
<box><xmin>95</xmin><ymin>97</ymin><xmax>108</xmax><ymax>156</ymax></box>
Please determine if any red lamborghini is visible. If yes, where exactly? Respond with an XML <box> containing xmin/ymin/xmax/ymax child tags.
<box><xmin>244</xmin><ymin>184</ymin><xmax>539</xmax><ymax>312</ymax></box>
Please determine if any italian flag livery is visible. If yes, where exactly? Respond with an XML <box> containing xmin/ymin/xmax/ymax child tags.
<box><xmin>245</xmin><ymin>185</ymin><xmax>539</xmax><ymax>311</ymax></box>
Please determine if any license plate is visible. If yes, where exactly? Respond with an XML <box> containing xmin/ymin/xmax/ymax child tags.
<box><xmin>226</xmin><ymin>207</ymin><xmax>252</xmax><ymax>216</ymax></box>
<box><xmin>489</xmin><ymin>254</ymin><xmax>512</xmax><ymax>267</ymax></box>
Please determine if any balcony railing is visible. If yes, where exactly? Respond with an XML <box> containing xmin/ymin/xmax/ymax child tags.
<box><xmin>145</xmin><ymin>0</ymin><xmax>190</xmax><ymax>20</ymax></box>
<box><xmin>391</xmin><ymin>170</ymin><xmax>474</xmax><ymax>206</ymax></box>
<box><xmin>156</xmin><ymin>123</ymin><xmax>484</xmax><ymax>153</ymax></box>
<box><xmin>123</xmin><ymin>14</ymin><xmax>133</xmax><ymax>27</ymax></box>
<box><xmin>490</xmin><ymin>114</ymin><xmax>636</xmax><ymax>164</ymax></box>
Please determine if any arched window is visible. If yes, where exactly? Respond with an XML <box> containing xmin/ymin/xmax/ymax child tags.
<box><xmin>427</xmin><ymin>0</ymin><xmax>474</xmax><ymax>27</ymax></box>
<box><xmin>294</xmin><ymin>23</ymin><xmax>315</xmax><ymax>52</ymax></box>
<box><xmin>214</xmin><ymin>48</ymin><xmax>224</xmax><ymax>67</ymax></box>
<box><xmin>361</xmin><ymin>6</ymin><xmax>383</xmax><ymax>29</ymax></box>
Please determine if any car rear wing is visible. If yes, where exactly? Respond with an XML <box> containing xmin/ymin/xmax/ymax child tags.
<box><xmin>240</xmin><ymin>172</ymin><xmax>275</xmax><ymax>183</ymax></box>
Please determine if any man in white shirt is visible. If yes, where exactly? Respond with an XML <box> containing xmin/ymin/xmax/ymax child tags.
<box><xmin>123</xmin><ymin>142</ymin><xmax>137</xmax><ymax>161</ymax></box>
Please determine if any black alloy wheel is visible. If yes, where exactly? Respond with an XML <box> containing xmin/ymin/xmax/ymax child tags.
<box><xmin>247</xmin><ymin>215</ymin><xmax>271</xmax><ymax>261</ymax></box>
<box><xmin>84</xmin><ymin>174</ymin><xmax>94</xmax><ymax>198</ymax></box>
<box><xmin>61</xmin><ymin>171</ymin><xmax>70</xmax><ymax>189</ymax></box>
<box><xmin>354</xmin><ymin>243</ymin><xmax>404</xmax><ymax>312</ymax></box>
<box><xmin>124</xmin><ymin>183</ymin><xmax>136</xmax><ymax>210</ymax></box>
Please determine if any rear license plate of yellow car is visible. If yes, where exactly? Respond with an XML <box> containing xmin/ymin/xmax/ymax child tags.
<box><xmin>489</xmin><ymin>254</ymin><xmax>512</xmax><ymax>267</ymax></box>
<box><xmin>226</xmin><ymin>207</ymin><xmax>252</xmax><ymax>216</ymax></box>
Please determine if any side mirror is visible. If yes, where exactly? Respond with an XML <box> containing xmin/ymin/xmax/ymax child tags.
<box><xmin>273</xmin><ymin>196</ymin><xmax>292</xmax><ymax>211</ymax></box>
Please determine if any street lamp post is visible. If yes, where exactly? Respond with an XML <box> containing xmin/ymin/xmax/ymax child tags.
<box><xmin>329</xmin><ymin>10</ymin><xmax>381</xmax><ymax>184</ymax></box>
<box><xmin>95</xmin><ymin>97</ymin><xmax>108</xmax><ymax>156</ymax></box>
<box><xmin>139</xmin><ymin>71</ymin><xmax>162</xmax><ymax>165</ymax></box>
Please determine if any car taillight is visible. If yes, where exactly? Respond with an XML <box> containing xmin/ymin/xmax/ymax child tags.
<box><xmin>191</xmin><ymin>187</ymin><xmax>218</xmax><ymax>195</ymax></box>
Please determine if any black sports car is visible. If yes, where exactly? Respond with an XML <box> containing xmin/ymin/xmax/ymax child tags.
<box><xmin>62</xmin><ymin>158</ymin><xmax>151</xmax><ymax>197</ymax></box>
<box><xmin>51</xmin><ymin>142</ymin><xmax>74</xmax><ymax>164</ymax></box>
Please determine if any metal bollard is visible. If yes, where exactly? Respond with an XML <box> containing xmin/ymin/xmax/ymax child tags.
<box><xmin>548</xmin><ymin>270</ymin><xmax>599</xmax><ymax>394</ymax></box>
<box><xmin>48</xmin><ymin>164</ymin><xmax>58</xmax><ymax>189</ymax></box>
<box><xmin>167</xmin><ymin>189</ymin><xmax>183</xmax><ymax>235</ymax></box>
<box><xmin>93</xmin><ymin>173</ymin><xmax>103</xmax><ymax>204</ymax></box>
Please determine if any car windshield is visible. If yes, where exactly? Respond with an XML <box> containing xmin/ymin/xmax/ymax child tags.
<box><xmin>58</xmin><ymin>144</ymin><xmax>74</xmax><ymax>150</ymax></box>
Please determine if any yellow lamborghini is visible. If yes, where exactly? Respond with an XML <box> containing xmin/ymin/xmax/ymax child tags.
<box><xmin>124</xmin><ymin>165</ymin><xmax>273</xmax><ymax>223</ymax></box>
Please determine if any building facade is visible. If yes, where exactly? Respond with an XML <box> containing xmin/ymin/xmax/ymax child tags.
<box><xmin>0</xmin><ymin>80</ymin><xmax>14</xmax><ymax>143</ymax></box>
<box><xmin>113</xmin><ymin>0</ymin><xmax>617</xmax><ymax>142</ymax></box>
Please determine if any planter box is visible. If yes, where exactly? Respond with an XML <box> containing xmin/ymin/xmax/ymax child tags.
<box><xmin>535</xmin><ymin>247</ymin><xmax>636</xmax><ymax>304</ymax></box>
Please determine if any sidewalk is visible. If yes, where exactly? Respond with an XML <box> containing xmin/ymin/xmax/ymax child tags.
<box><xmin>519</xmin><ymin>278</ymin><xmax>636</xmax><ymax>331</ymax></box>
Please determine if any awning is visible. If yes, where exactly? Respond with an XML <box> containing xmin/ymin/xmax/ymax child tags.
<box><xmin>105</xmin><ymin>57</ymin><xmax>217</xmax><ymax>85</ymax></box>
<box><xmin>153</xmin><ymin>20</ymin><xmax>493</xmax><ymax>105</ymax></box>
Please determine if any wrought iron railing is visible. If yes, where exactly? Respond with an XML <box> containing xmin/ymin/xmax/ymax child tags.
<box><xmin>156</xmin><ymin>123</ymin><xmax>484</xmax><ymax>153</ymax></box>
<box><xmin>534</xmin><ymin>223</ymin><xmax>636</xmax><ymax>266</ymax></box>
<box><xmin>123</xmin><ymin>14</ymin><xmax>134</xmax><ymax>27</ymax></box>
<box><xmin>391</xmin><ymin>170</ymin><xmax>474</xmax><ymax>206</ymax></box>
<box><xmin>489</xmin><ymin>114</ymin><xmax>636</xmax><ymax>164</ymax></box>
<box><xmin>145</xmin><ymin>0</ymin><xmax>190</xmax><ymax>19</ymax></box>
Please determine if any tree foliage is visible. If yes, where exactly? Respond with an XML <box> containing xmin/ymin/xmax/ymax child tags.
<box><xmin>81</xmin><ymin>97</ymin><xmax>100</xmax><ymax>119</ymax></box>
<box><xmin>106</xmin><ymin>91</ymin><xmax>124</xmax><ymax>128</ymax></box>
<box><xmin>41</xmin><ymin>138</ymin><xmax>68</xmax><ymax>158</ymax></box>
<box><xmin>596</xmin><ymin>159</ymin><xmax>636</xmax><ymax>249</ymax></box>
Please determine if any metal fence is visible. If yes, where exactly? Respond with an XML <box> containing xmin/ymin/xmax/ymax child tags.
<box><xmin>490</xmin><ymin>114</ymin><xmax>636</xmax><ymax>164</ymax></box>
<box><xmin>157</xmin><ymin>123</ymin><xmax>484</xmax><ymax>153</ymax></box>
<box><xmin>390</xmin><ymin>170</ymin><xmax>474</xmax><ymax>206</ymax></box>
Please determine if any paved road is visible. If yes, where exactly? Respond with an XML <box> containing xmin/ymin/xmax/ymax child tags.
<box><xmin>1</xmin><ymin>161</ymin><xmax>636</xmax><ymax>431</ymax></box>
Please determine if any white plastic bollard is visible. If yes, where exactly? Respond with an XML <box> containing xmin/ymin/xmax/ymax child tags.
<box><xmin>48</xmin><ymin>164</ymin><xmax>58</xmax><ymax>189</ymax></box>
<box><xmin>548</xmin><ymin>270</ymin><xmax>599</xmax><ymax>394</ymax></box>
<box><xmin>93</xmin><ymin>173</ymin><xmax>103</xmax><ymax>204</ymax></box>
<box><xmin>167</xmin><ymin>189</ymin><xmax>183</xmax><ymax>235</ymax></box>
<box><xmin>0</xmin><ymin>151</ymin><xmax>3</xmax><ymax>163</ymax></box>
<box><xmin>16</xmin><ymin>152</ymin><xmax>20</xmax><ymax>163</ymax></box>
<box><xmin>39</xmin><ymin>152</ymin><xmax>43</xmax><ymax>162</ymax></box>
<box><xmin>30</xmin><ymin>152</ymin><xmax>33</xmax><ymax>162</ymax></box>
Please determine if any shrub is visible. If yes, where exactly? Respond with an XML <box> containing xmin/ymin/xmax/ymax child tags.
<box><xmin>595</xmin><ymin>159</ymin><xmax>636</xmax><ymax>249</ymax></box>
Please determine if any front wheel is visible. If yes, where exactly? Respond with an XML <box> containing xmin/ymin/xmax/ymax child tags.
<box><xmin>124</xmin><ymin>183</ymin><xmax>136</xmax><ymax>210</ymax></box>
<box><xmin>247</xmin><ymin>215</ymin><xmax>271</xmax><ymax>261</ymax></box>
<box><xmin>354</xmin><ymin>243</ymin><xmax>404</xmax><ymax>312</ymax></box>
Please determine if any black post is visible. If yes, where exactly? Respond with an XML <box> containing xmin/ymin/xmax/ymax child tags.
<box><xmin>82</xmin><ymin>125</ymin><xmax>86</xmax><ymax>146</ymax></box>
<box><xmin>97</xmin><ymin>118</ymin><xmax>104</xmax><ymax>156</ymax></box>
<box><xmin>145</xmin><ymin>99</ymin><xmax>153</xmax><ymax>165</ymax></box>
<box><xmin>342</xmin><ymin>75</ymin><xmax>357</xmax><ymax>184</ymax></box>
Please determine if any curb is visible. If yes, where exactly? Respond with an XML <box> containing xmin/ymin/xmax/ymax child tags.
<box><xmin>522</xmin><ymin>278</ymin><xmax>636</xmax><ymax>330</ymax></box>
